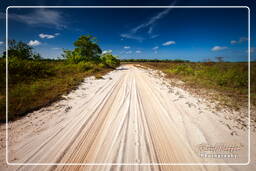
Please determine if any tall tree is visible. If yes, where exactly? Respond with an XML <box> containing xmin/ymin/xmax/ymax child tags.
<box><xmin>73</xmin><ymin>35</ymin><xmax>102</xmax><ymax>62</ymax></box>
<box><xmin>3</xmin><ymin>40</ymin><xmax>40</xmax><ymax>60</ymax></box>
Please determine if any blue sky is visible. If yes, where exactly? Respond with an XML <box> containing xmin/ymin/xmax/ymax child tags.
<box><xmin>0</xmin><ymin>0</ymin><xmax>255</xmax><ymax>62</ymax></box>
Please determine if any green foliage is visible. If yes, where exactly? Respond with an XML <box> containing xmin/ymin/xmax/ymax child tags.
<box><xmin>3</xmin><ymin>40</ymin><xmax>41</xmax><ymax>60</ymax></box>
<box><xmin>164</xmin><ymin>63</ymin><xmax>248</xmax><ymax>89</ymax></box>
<box><xmin>169</xmin><ymin>64</ymin><xmax>195</xmax><ymax>76</ymax></box>
<box><xmin>77</xmin><ymin>61</ymin><xmax>95</xmax><ymax>71</ymax></box>
<box><xmin>101</xmin><ymin>54</ymin><xmax>120</xmax><ymax>68</ymax></box>
<box><xmin>143</xmin><ymin>61</ymin><xmax>256</xmax><ymax>108</ymax></box>
<box><xmin>63</xmin><ymin>35</ymin><xmax>102</xmax><ymax>63</ymax></box>
<box><xmin>8</xmin><ymin>57</ymin><xmax>55</xmax><ymax>85</ymax></box>
<box><xmin>0</xmin><ymin>58</ymin><xmax>113</xmax><ymax>121</ymax></box>
<box><xmin>0</xmin><ymin>35</ymin><xmax>120</xmax><ymax>121</ymax></box>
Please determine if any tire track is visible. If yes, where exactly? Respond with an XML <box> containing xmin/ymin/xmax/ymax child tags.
<box><xmin>4</xmin><ymin>65</ymin><xmax>246</xmax><ymax>171</ymax></box>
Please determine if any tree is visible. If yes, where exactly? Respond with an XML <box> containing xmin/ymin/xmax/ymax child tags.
<box><xmin>33</xmin><ymin>53</ymin><xmax>42</xmax><ymax>60</ymax></box>
<box><xmin>67</xmin><ymin>35</ymin><xmax>102</xmax><ymax>63</ymax></box>
<box><xmin>3</xmin><ymin>40</ymin><xmax>40</xmax><ymax>60</ymax></box>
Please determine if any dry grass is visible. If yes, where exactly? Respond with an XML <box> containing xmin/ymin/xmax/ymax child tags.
<box><xmin>133</xmin><ymin>62</ymin><xmax>255</xmax><ymax>111</ymax></box>
<box><xmin>0</xmin><ymin>58</ymin><xmax>113</xmax><ymax>122</ymax></box>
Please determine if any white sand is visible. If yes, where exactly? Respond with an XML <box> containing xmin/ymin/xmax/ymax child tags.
<box><xmin>0</xmin><ymin>65</ymin><xmax>255</xmax><ymax>171</ymax></box>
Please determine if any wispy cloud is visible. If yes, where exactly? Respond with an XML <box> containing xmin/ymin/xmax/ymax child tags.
<box><xmin>8</xmin><ymin>9</ymin><xmax>66</xmax><ymax>29</ymax></box>
<box><xmin>28</xmin><ymin>40</ymin><xmax>41</xmax><ymax>46</ymax></box>
<box><xmin>102</xmin><ymin>50</ymin><xmax>112</xmax><ymax>54</ymax></box>
<box><xmin>120</xmin><ymin>33</ymin><xmax>144</xmax><ymax>42</ymax></box>
<box><xmin>152</xmin><ymin>46</ymin><xmax>159</xmax><ymax>54</ymax></box>
<box><xmin>153</xmin><ymin>46</ymin><xmax>159</xmax><ymax>50</ymax></box>
<box><xmin>230</xmin><ymin>40</ymin><xmax>237</xmax><ymax>45</ymax></box>
<box><xmin>211</xmin><ymin>46</ymin><xmax>228</xmax><ymax>51</ymax></box>
<box><xmin>135</xmin><ymin>50</ymin><xmax>142</xmax><ymax>54</ymax></box>
<box><xmin>131</xmin><ymin>8</ymin><xmax>172</xmax><ymax>34</ymax></box>
<box><xmin>150</xmin><ymin>34</ymin><xmax>159</xmax><ymax>39</ymax></box>
<box><xmin>124</xmin><ymin>46</ymin><xmax>130</xmax><ymax>49</ymax></box>
<box><xmin>126</xmin><ymin>50</ymin><xmax>132</xmax><ymax>54</ymax></box>
<box><xmin>120</xmin><ymin>1</ymin><xmax>176</xmax><ymax>41</ymax></box>
<box><xmin>230</xmin><ymin>37</ymin><xmax>248</xmax><ymax>45</ymax></box>
<box><xmin>148</xmin><ymin>26</ymin><xmax>153</xmax><ymax>34</ymax></box>
<box><xmin>0</xmin><ymin>41</ymin><xmax>4</xmax><ymax>45</ymax></box>
<box><xmin>52</xmin><ymin>47</ymin><xmax>61</xmax><ymax>50</ymax></box>
<box><xmin>39</xmin><ymin>33</ymin><xmax>60</xmax><ymax>39</ymax></box>
<box><xmin>162</xmin><ymin>41</ymin><xmax>176</xmax><ymax>46</ymax></box>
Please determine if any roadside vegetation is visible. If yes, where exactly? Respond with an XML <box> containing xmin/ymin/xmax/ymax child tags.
<box><xmin>0</xmin><ymin>35</ymin><xmax>119</xmax><ymax>122</ymax></box>
<box><xmin>131</xmin><ymin>60</ymin><xmax>255</xmax><ymax>110</ymax></box>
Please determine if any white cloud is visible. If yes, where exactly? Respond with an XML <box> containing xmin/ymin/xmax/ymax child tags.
<box><xmin>230</xmin><ymin>40</ymin><xmax>237</xmax><ymax>45</ymax></box>
<box><xmin>154</xmin><ymin>51</ymin><xmax>158</xmax><ymax>54</ymax></box>
<box><xmin>39</xmin><ymin>33</ymin><xmax>53</xmax><ymax>39</ymax></box>
<box><xmin>28</xmin><ymin>40</ymin><xmax>41</xmax><ymax>46</ymax></box>
<box><xmin>162</xmin><ymin>41</ymin><xmax>176</xmax><ymax>46</ymax></box>
<box><xmin>124</xmin><ymin>46</ymin><xmax>130</xmax><ymax>49</ymax></box>
<box><xmin>120</xmin><ymin>33</ymin><xmax>144</xmax><ymax>42</ymax></box>
<box><xmin>211</xmin><ymin>46</ymin><xmax>228</xmax><ymax>51</ymax></box>
<box><xmin>135</xmin><ymin>50</ymin><xmax>142</xmax><ymax>53</ymax></box>
<box><xmin>153</xmin><ymin>46</ymin><xmax>159</xmax><ymax>50</ymax></box>
<box><xmin>126</xmin><ymin>51</ymin><xmax>132</xmax><ymax>54</ymax></box>
<box><xmin>52</xmin><ymin>47</ymin><xmax>60</xmax><ymax>50</ymax></box>
<box><xmin>39</xmin><ymin>32</ymin><xmax>60</xmax><ymax>39</ymax></box>
<box><xmin>8</xmin><ymin>9</ymin><xmax>66</xmax><ymax>28</ymax></box>
<box><xmin>230</xmin><ymin>37</ymin><xmax>248</xmax><ymax>45</ymax></box>
<box><xmin>0</xmin><ymin>41</ymin><xmax>4</xmax><ymax>45</ymax></box>
<box><xmin>102</xmin><ymin>50</ymin><xmax>112</xmax><ymax>54</ymax></box>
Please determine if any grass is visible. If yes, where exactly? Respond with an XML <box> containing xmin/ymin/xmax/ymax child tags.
<box><xmin>135</xmin><ymin>62</ymin><xmax>256</xmax><ymax>110</ymax></box>
<box><xmin>0</xmin><ymin>58</ymin><xmax>113</xmax><ymax>122</ymax></box>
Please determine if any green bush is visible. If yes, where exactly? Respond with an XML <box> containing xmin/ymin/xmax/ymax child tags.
<box><xmin>3</xmin><ymin>40</ymin><xmax>41</xmax><ymax>60</ymax></box>
<box><xmin>77</xmin><ymin>61</ymin><xmax>95</xmax><ymax>71</ymax></box>
<box><xmin>101</xmin><ymin>54</ymin><xmax>120</xmax><ymax>68</ymax></box>
<box><xmin>163</xmin><ymin>62</ymin><xmax>248</xmax><ymax>89</ymax></box>
<box><xmin>8</xmin><ymin>57</ymin><xmax>55</xmax><ymax>84</ymax></box>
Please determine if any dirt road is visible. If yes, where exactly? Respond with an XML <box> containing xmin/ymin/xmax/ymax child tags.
<box><xmin>0</xmin><ymin>65</ymin><xmax>254</xmax><ymax>171</ymax></box>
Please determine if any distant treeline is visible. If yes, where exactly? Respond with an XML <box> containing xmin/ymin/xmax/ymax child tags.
<box><xmin>121</xmin><ymin>59</ymin><xmax>190</xmax><ymax>63</ymax></box>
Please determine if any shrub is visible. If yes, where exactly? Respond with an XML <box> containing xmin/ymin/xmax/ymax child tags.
<box><xmin>8</xmin><ymin>57</ymin><xmax>55</xmax><ymax>84</ymax></box>
<box><xmin>171</xmin><ymin>64</ymin><xmax>194</xmax><ymax>76</ymax></box>
<box><xmin>3</xmin><ymin>40</ymin><xmax>41</xmax><ymax>60</ymax></box>
<box><xmin>100</xmin><ymin>54</ymin><xmax>120</xmax><ymax>68</ymax></box>
<box><xmin>77</xmin><ymin>61</ymin><xmax>95</xmax><ymax>71</ymax></box>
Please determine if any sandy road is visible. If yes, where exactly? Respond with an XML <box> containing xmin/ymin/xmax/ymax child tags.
<box><xmin>0</xmin><ymin>65</ymin><xmax>254</xmax><ymax>171</ymax></box>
